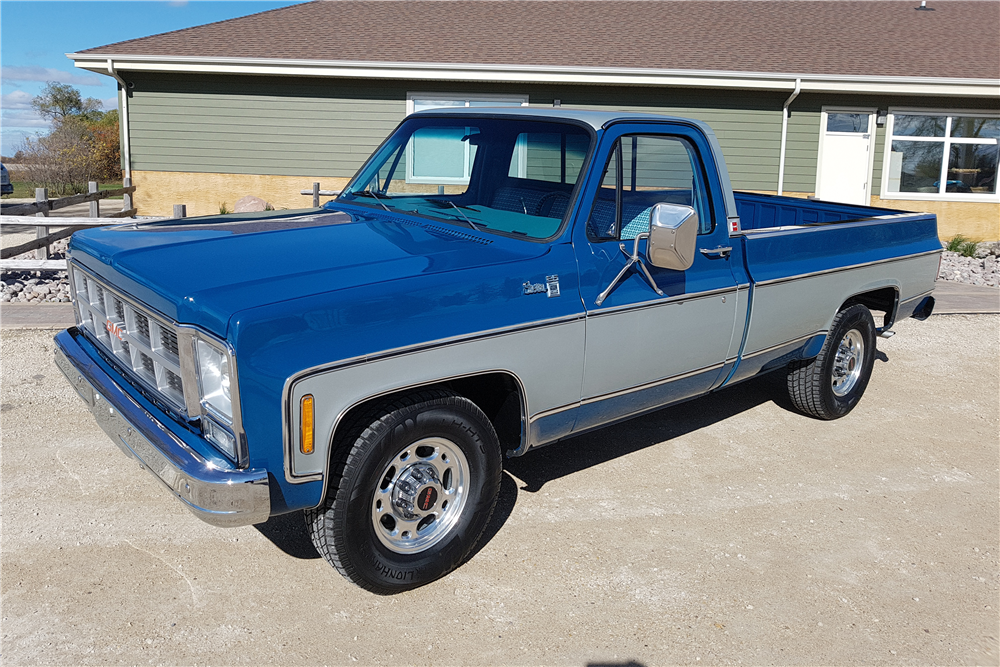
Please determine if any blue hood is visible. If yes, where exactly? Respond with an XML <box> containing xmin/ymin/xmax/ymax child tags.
<box><xmin>69</xmin><ymin>206</ymin><xmax>548</xmax><ymax>337</ymax></box>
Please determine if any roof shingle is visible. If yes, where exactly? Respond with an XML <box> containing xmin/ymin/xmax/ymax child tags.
<box><xmin>77</xmin><ymin>0</ymin><xmax>1000</xmax><ymax>80</ymax></box>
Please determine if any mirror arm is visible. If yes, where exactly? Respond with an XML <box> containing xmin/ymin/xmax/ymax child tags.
<box><xmin>595</xmin><ymin>232</ymin><xmax>664</xmax><ymax>306</ymax></box>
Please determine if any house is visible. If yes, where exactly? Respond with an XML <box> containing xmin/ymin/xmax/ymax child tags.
<box><xmin>69</xmin><ymin>0</ymin><xmax>1000</xmax><ymax>239</ymax></box>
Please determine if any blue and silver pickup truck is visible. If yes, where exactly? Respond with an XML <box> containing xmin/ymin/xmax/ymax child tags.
<box><xmin>55</xmin><ymin>108</ymin><xmax>939</xmax><ymax>592</ymax></box>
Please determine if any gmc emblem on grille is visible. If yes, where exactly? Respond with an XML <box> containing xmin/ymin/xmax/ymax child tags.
<box><xmin>105</xmin><ymin>320</ymin><xmax>124</xmax><ymax>341</ymax></box>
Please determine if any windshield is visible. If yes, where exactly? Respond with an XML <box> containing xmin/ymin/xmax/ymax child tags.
<box><xmin>337</xmin><ymin>116</ymin><xmax>593</xmax><ymax>240</ymax></box>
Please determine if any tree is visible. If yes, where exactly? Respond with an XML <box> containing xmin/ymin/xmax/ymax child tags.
<box><xmin>20</xmin><ymin>84</ymin><xmax>122</xmax><ymax>193</ymax></box>
<box><xmin>31</xmin><ymin>81</ymin><xmax>104</xmax><ymax>125</ymax></box>
<box><xmin>17</xmin><ymin>118</ymin><xmax>96</xmax><ymax>194</ymax></box>
<box><xmin>89</xmin><ymin>111</ymin><xmax>122</xmax><ymax>182</ymax></box>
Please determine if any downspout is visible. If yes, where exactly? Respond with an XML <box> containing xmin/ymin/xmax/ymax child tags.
<box><xmin>777</xmin><ymin>78</ymin><xmax>801</xmax><ymax>196</ymax></box>
<box><xmin>106</xmin><ymin>59</ymin><xmax>131</xmax><ymax>180</ymax></box>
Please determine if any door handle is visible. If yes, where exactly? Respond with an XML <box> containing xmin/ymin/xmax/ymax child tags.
<box><xmin>700</xmin><ymin>246</ymin><xmax>732</xmax><ymax>258</ymax></box>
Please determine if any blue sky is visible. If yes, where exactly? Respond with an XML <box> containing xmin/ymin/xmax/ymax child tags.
<box><xmin>0</xmin><ymin>0</ymin><xmax>303</xmax><ymax>156</ymax></box>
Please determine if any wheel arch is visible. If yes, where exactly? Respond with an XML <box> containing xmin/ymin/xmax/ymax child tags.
<box><xmin>314</xmin><ymin>370</ymin><xmax>527</xmax><ymax>506</ymax></box>
<box><xmin>839</xmin><ymin>284</ymin><xmax>900</xmax><ymax>331</ymax></box>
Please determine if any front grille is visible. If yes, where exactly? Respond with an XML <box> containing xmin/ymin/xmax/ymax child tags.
<box><xmin>71</xmin><ymin>265</ymin><xmax>187</xmax><ymax>413</ymax></box>
<box><xmin>135</xmin><ymin>312</ymin><xmax>150</xmax><ymax>341</ymax></box>
<box><xmin>160</xmin><ymin>328</ymin><xmax>179</xmax><ymax>357</ymax></box>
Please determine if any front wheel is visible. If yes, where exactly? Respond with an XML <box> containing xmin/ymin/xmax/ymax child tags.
<box><xmin>305</xmin><ymin>389</ymin><xmax>502</xmax><ymax>593</ymax></box>
<box><xmin>787</xmin><ymin>303</ymin><xmax>877</xmax><ymax>420</ymax></box>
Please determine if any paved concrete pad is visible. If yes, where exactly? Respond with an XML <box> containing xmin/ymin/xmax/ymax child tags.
<box><xmin>0</xmin><ymin>303</ymin><xmax>75</xmax><ymax>329</ymax></box>
<box><xmin>1</xmin><ymin>316</ymin><xmax>997</xmax><ymax>665</ymax></box>
<box><xmin>932</xmin><ymin>281</ymin><xmax>1000</xmax><ymax>315</ymax></box>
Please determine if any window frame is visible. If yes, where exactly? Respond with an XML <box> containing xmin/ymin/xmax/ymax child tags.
<box><xmin>586</xmin><ymin>133</ymin><xmax>714</xmax><ymax>243</ymax></box>
<box><xmin>405</xmin><ymin>93</ymin><xmax>529</xmax><ymax>185</ymax></box>
<box><xmin>879</xmin><ymin>108</ymin><xmax>1000</xmax><ymax>203</ymax></box>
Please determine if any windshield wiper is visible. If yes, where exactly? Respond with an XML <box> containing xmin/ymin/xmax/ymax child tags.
<box><xmin>445</xmin><ymin>200</ymin><xmax>482</xmax><ymax>231</ymax></box>
<box><xmin>356</xmin><ymin>189</ymin><xmax>391</xmax><ymax>212</ymax></box>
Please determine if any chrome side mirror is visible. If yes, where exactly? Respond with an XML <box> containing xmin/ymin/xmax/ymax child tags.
<box><xmin>647</xmin><ymin>203</ymin><xmax>699</xmax><ymax>271</ymax></box>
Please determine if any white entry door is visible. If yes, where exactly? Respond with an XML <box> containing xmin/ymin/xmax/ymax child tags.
<box><xmin>816</xmin><ymin>110</ymin><xmax>876</xmax><ymax>205</ymax></box>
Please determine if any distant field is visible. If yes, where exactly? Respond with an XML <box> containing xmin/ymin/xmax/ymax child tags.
<box><xmin>2</xmin><ymin>181</ymin><xmax>123</xmax><ymax>200</ymax></box>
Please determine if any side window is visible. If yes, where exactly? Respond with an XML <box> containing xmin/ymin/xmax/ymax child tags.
<box><xmin>588</xmin><ymin>134</ymin><xmax>711</xmax><ymax>241</ymax></box>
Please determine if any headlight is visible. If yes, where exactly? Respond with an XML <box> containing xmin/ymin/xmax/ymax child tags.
<box><xmin>195</xmin><ymin>339</ymin><xmax>232</xmax><ymax>422</ymax></box>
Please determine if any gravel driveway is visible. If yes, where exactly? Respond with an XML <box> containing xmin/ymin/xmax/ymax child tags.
<box><xmin>1</xmin><ymin>315</ymin><xmax>997</xmax><ymax>666</ymax></box>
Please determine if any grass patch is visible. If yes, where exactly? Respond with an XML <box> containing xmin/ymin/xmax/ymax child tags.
<box><xmin>946</xmin><ymin>234</ymin><xmax>980</xmax><ymax>258</ymax></box>
<box><xmin>2</xmin><ymin>181</ymin><xmax>124</xmax><ymax>200</ymax></box>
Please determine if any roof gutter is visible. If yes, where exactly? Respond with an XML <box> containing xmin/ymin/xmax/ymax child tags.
<box><xmin>105</xmin><ymin>59</ymin><xmax>131</xmax><ymax>180</ymax></box>
<box><xmin>777</xmin><ymin>78</ymin><xmax>801</xmax><ymax>196</ymax></box>
<box><xmin>68</xmin><ymin>53</ymin><xmax>1000</xmax><ymax>98</ymax></box>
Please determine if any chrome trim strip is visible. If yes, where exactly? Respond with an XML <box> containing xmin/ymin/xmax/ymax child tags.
<box><xmin>740</xmin><ymin>213</ymin><xmax>929</xmax><ymax>236</ymax></box>
<box><xmin>581</xmin><ymin>361</ymin><xmax>726</xmax><ymax>405</ymax></box>
<box><xmin>742</xmin><ymin>330</ymin><xmax>827</xmax><ymax>360</ymax></box>
<box><xmin>54</xmin><ymin>328</ymin><xmax>270</xmax><ymax>527</ymax></box>
<box><xmin>528</xmin><ymin>401</ymin><xmax>578</xmax><ymax>423</ymax></box>
<box><xmin>754</xmin><ymin>249</ymin><xmax>941</xmax><ymax>288</ymax></box>
<box><xmin>589</xmin><ymin>285</ymin><xmax>739</xmax><ymax>317</ymax></box>
<box><xmin>528</xmin><ymin>360</ymin><xmax>729</xmax><ymax>427</ymax></box>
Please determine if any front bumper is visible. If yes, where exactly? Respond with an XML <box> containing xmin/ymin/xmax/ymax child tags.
<box><xmin>54</xmin><ymin>327</ymin><xmax>270</xmax><ymax>527</ymax></box>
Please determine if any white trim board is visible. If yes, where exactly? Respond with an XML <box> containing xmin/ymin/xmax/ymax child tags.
<box><xmin>69</xmin><ymin>54</ymin><xmax>1000</xmax><ymax>98</ymax></box>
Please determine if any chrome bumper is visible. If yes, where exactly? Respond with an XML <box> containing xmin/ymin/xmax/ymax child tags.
<box><xmin>53</xmin><ymin>328</ymin><xmax>270</xmax><ymax>527</ymax></box>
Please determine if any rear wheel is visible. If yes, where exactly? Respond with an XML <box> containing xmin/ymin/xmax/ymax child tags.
<box><xmin>787</xmin><ymin>303</ymin><xmax>877</xmax><ymax>420</ymax></box>
<box><xmin>305</xmin><ymin>389</ymin><xmax>502</xmax><ymax>593</ymax></box>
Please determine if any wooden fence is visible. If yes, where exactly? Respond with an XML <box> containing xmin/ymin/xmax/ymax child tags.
<box><xmin>300</xmin><ymin>182</ymin><xmax>340</xmax><ymax>207</ymax></box>
<box><xmin>2</xmin><ymin>180</ymin><xmax>342</xmax><ymax>271</ymax></box>
<box><xmin>1</xmin><ymin>177</ymin><xmax>157</xmax><ymax>270</ymax></box>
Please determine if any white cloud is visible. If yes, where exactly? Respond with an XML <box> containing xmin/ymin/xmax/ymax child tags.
<box><xmin>1</xmin><ymin>90</ymin><xmax>35</xmax><ymax>110</ymax></box>
<box><xmin>1</xmin><ymin>66</ymin><xmax>101</xmax><ymax>87</ymax></box>
<box><xmin>1</xmin><ymin>109</ymin><xmax>48</xmax><ymax>128</ymax></box>
<box><xmin>102</xmin><ymin>96</ymin><xmax>118</xmax><ymax>111</ymax></box>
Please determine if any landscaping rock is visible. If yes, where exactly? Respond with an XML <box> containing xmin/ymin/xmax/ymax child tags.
<box><xmin>234</xmin><ymin>195</ymin><xmax>271</xmax><ymax>213</ymax></box>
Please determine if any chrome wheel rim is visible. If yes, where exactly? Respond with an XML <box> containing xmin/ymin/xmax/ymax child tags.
<box><xmin>831</xmin><ymin>329</ymin><xmax>865</xmax><ymax>397</ymax></box>
<box><xmin>371</xmin><ymin>437</ymin><xmax>469</xmax><ymax>554</ymax></box>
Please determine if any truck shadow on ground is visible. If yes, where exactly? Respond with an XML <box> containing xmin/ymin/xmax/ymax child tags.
<box><xmin>256</xmin><ymin>352</ymin><xmax>890</xmax><ymax>561</ymax></box>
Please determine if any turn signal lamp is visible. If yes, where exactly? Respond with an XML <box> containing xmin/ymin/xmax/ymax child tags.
<box><xmin>300</xmin><ymin>395</ymin><xmax>315</xmax><ymax>454</ymax></box>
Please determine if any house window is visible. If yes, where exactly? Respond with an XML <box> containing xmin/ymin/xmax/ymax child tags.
<box><xmin>405</xmin><ymin>93</ymin><xmax>528</xmax><ymax>184</ymax></box>
<box><xmin>883</xmin><ymin>111</ymin><xmax>999</xmax><ymax>201</ymax></box>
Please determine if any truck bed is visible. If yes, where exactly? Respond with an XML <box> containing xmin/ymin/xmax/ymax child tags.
<box><xmin>723</xmin><ymin>192</ymin><xmax>941</xmax><ymax>385</ymax></box>
<box><xmin>734</xmin><ymin>191</ymin><xmax>897</xmax><ymax>230</ymax></box>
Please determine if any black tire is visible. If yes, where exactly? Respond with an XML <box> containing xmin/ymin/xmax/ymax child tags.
<box><xmin>304</xmin><ymin>389</ymin><xmax>502</xmax><ymax>593</ymax></box>
<box><xmin>787</xmin><ymin>303</ymin><xmax>877</xmax><ymax>420</ymax></box>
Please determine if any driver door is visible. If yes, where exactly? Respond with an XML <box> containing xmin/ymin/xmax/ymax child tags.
<box><xmin>572</xmin><ymin>124</ymin><xmax>741</xmax><ymax>432</ymax></box>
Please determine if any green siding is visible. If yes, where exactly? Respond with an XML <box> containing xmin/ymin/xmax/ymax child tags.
<box><xmin>128</xmin><ymin>73</ymin><xmax>407</xmax><ymax>176</ymax></box>
<box><xmin>125</xmin><ymin>73</ymin><xmax>999</xmax><ymax>194</ymax></box>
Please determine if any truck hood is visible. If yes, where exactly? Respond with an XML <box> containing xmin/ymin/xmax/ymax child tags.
<box><xmin>69</xmin><ymin>206</ymin><xmax>549</xmax><ymax>337</ymax></box>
